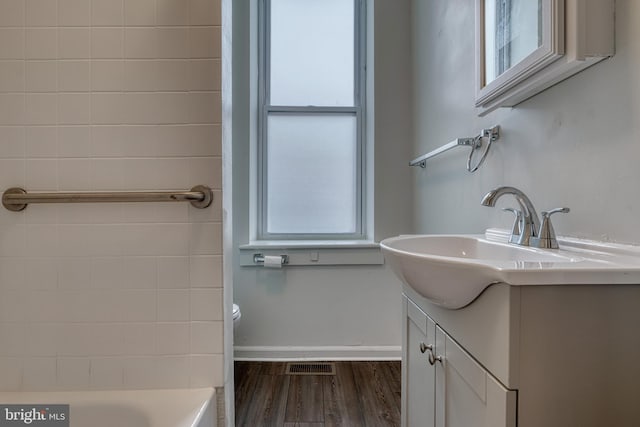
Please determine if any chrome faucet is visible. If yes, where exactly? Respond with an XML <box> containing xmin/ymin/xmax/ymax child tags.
<box><xmin>481</xmin><ymin>186</ymin><xmax>541</xmax><ymax>246</ymax></box>
<box><xmin>481</xmin><ymin>186</ymin><xmax>569</xmax><ymax>248</ymax></box>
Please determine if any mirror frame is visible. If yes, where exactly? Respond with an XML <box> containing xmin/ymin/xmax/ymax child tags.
<box><xmin>475</xmin><ymin>0</ymin><xmax>565</xmax><ymax>107</ymax></box>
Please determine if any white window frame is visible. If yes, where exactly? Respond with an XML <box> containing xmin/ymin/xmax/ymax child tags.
<box><xmin>256</xmin><ymin>0</ymin><xmax>368</xmax><ymax>242</ymax></box>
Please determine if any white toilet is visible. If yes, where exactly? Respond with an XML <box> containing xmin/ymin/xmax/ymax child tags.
<box><xmin>232</xmin><ymin>304</ymin><xmax>241</xmax><ymax>330</ymax></box>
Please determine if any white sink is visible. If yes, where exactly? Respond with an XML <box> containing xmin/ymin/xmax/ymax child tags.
<box><xmin>381</xmin><ymin>229</ymin><xmax>640</xmax><ymax>309</ymax></box>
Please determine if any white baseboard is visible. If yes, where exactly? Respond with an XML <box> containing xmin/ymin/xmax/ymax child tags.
<box><xmin>233</xmin><ymin>345</ymin><xmax>401</xmax><ymax>361</ymax></box>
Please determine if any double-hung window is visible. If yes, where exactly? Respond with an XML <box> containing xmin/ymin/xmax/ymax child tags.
<box><xmin>257</xmin><ymin>0</ymin><xmax>367</xmax><ymax>241</ymax></box>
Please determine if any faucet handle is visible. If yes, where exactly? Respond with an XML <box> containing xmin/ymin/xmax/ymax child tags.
<box><xmin>502</xmin><ymin>208</ymin><xmax>522</xmax><ymax>244</ymax></box>
<box><xmin>532</xmin><ymin>207</ymin><xmax>570</xmax><ymax>249</ymax></box>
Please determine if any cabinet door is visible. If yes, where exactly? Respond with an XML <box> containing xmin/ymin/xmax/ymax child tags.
<box><xmin>403</xmin><ymin>297</ymin><xmax>436</xmax><ymax>427</ymax></box>
<box><xmin>434</xmin><ymin>326</ymin><xmax>517</xmax><ymax>427</ymax></box>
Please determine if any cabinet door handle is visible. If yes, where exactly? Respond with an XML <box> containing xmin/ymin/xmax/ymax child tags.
<box><xmin>419</xmin><ymin>343</ymin><xmax>433</xmax><ymax>354</ymax></box>
<box><xmin>428</xmin><ymin>350</ymin><xmax>443</xmax><ymax>366</ymax></box>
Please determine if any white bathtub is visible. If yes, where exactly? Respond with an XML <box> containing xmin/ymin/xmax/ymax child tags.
<box><xmin>0</xmin><ymin>388</ymin><xmax>216</xmax><ymax>427</ymax></box>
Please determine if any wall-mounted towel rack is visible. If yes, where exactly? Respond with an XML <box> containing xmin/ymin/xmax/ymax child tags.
<box><xmin>2</xmin><ymin>185</ymin><xmax>213</xmax><ymax>211</ymax></box>
<box><xmin>409</xmin><ymin>125</ymin><xmax>500</xmax><ymax>172</ymax></box>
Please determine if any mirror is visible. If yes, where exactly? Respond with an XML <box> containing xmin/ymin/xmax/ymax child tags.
<box><xmin>475</xmin><ymin>0</ymin><xmax>566</xmax><ymax>111</ymax></box>
<box><xmin>483</xmin><ymin>0</ymin><xmax>543</xmax><ymax>85</ymax></box>
<box><xmin>475</xmin><ymin>0</ymin><xmax>614</xmax><ymax>115</ymax></box>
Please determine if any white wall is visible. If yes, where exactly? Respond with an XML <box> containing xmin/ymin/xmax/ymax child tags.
<box><xmin>411</xmin><ymin>0</ymin><xmax>640</xmax><ymax>244</ymax></box>
<box><xmin>0</xmin><ymin>0</ymin><xmax>223</xmax><ymax>390</ymax></box>
<box><xmin>231</xmin><ymin>0</ymin><xmax>413</xmax><ymax>358</ymax></box>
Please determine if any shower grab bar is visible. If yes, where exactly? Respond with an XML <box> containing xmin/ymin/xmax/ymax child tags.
<box><xmin>2</xmin><ymin>185</ymin><xmax>213</xmax><ymax>211</ymax></box>
<box><xmin>409</xmin><ymin>125</ymin><xmax>500</xmax><ymax>172</ymax></box>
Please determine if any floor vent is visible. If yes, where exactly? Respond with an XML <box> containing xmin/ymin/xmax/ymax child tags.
<box><xmin>285</xmin><ymin>362</ymin><xmax>336</xmax><ymax>376</ymax></box>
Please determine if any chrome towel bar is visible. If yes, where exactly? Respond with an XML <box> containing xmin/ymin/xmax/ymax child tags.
<box><xmin>2</xmin><ymin>185</ymin><xmax>213</xmax><ymax>211</ymax></box>
<box><xmin>409</xmin><ymin>125</ymin><xmax>500</xmax><ymax>172</ymax></box>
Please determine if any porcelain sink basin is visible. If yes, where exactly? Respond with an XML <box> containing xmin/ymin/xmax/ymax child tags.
<box><xmin>380</xmin><ymin>231</ymin><xmax>640</xmax><ymax>309</ymax></box>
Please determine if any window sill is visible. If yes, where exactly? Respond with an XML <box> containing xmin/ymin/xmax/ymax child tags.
<box><xmin>238</xmin><ymin>240</ymin><xmax>383</xmax><ymax>266</ymax></box>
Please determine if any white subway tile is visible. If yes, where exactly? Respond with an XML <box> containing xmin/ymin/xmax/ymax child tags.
<box><xmin>0</xmin><ymin>1</ymin><xmax>24</xmax><ymax>27</ymax></box>
<box><xmin>122</xmin><ymin>60</ymin><xmax>158</xmax><ymax>92</ymax></box>
<box><xmin>59</xmin><ymin>28</ymin><xmax>91</xmax><ymax>59</ymax></box>
<box><xmin>189</xmin><ymin>27</ymin><xmax>220</xmax><ymax>59</ymax></box>
<box><xmin>58</xmin><ymin>93</ymin><xmax>92</xmax><ymax>125</ymax></box>
<box><xmin>0</xmin><ymin>258</ymin><xmax>26</xmax><ymax>289</ymax></box>
<box><xmin>122</xmin><ymin>202</ymin><xmax>189</xmax><ymax>224</ymax></box>
<box><xmin>23</xmin><ymin>357</ymin><xmax>57</xmax><ymax>390</ymax></box>
<box><xmin>56</xmin><ymin>224</ymin><xmax>91</xmax><ymax>256</ymax></box>
<box><xmin>90</xmin><ymin>357</ymin><xmax>124</xmax><ymax>389</ymax></box>
<box><xmin>58</xmin><ymin>159</ymin><xmax>92</xmax><ymax>191</ymax></box>
<box><xmin>0</xmin><ymin>358</ymin><xmax>22</xmax><ymax>391</ymax></box>
<box><xmin>189</xmin><ymin>59</ymin><xmax>220</xmax><ymax>91</ymax></box>
<box><xmin>124</xmin><ymin>27</ymin><xmax>158</xmax><ymax>59</ymax></box>
<box><xmin>90</xmin><ymin>158</ymin><xmax>126</xmax><ymax>190</ymax></box>
<box><xmin>0</xmin><ymin>322</ymin><xmax>26</xmax><ymax>356</ymax></box>
<box><xmin>87</xmin><ymin>225</ymin><xmax>125</xmax><ymax>256</ymax></box>
<box><xmin>0</xmin><ymin>29</ymin><xmax>24</xmax><ymax>59</ymax></box>
<box><xmin>123</xmin><ymin>356</ymin><xmax>157</xmax><ymax>389</ymax></box>
<box><xmin>25</xmin><ymin>61</ymin><xmax>57</xmax><ymax>92</ymax></box>
<box><xmin>158</xmin><ymin>256</ymin><xmax>189</xmax><ymax>289</ymax></box>
<box><xmin>156</xmin><ymin>0</ymin><xmax>189</xmax><ymax>26</ymax></box>
<box><xmin>25</xmin><ymin>93</ymin><xmax>57</xmax><ymax>125</ymax></box>
<box><xmin>26</xmin><ymin>126</ymin><xmax>57</xmax><ymax>158</ymax></box>
<box><xmin>156</xmin><ymin>60</ymin><xmax>190</xmax><ymax>91</ymax></box>
<box><xmin>123</xmin><ymin>257</ymin><xmax>157</xmax><ymax>289</ymax></box>
<box><xmin>25</xmin><ymin>322</ymin><xmax>58</xmax><ymax>356</ymax></box>
<box><xmin>92</xmin><ymin>290</ymin><xmax>157</xmax><ymax>322</ymax></box>
<box><xmin>189</xmin><ymin>156</ymin><xmax>222</xmax><ymax>189</ymax></box>
<box><xmin>123</xmin><ymin>224</ymin><xmax>190</xmax><ymax>256</ymax></box>
<box><xmin>0</xmin><ymin>126</ymin><xmax>25</xmax><ymax>158</ymax></box>
<box><xmin>58</xmin><ymin>257</ymin><xmax>91</xmax><ymax>289</ymax></box>
<box><xmin>26</xmin><ymin>0</ymin><xmax>57</xmax><ymax>27</ymax></box>
<box><xmin>0</xmin><ymin>224</ymin><xmax>27</xmax><ymax>257</ymax></box>
<box><xmin>157</xmin><ymin>28</ymin><xmax>190</xmax><ymax>59</ymax></box>
<box><xmin>190</xmin><ymin>354</ymin><xmax>222</xmax><ymax>387</ymax></box>
<box><xmin>189</xmin><ymin>0</ymin><xmax>219</xmax><ymax>26</ymax></box>
<box><xmin>24</xmin><ymin>204</ymin><xmax>58</xmax><ymax>225</ymax></box>
<box><xmin>190</xmin><ymin>256</ymin><xmax>222</xmax><ymax>288</ymax></box>
<box><xmin>190</xmin><ymin>321</ymin><xmax>222</xmax><ymax>354</ymax></box>
<box><xmin>25</xmin><ymin>257</ymin><xmax>58</xmax><ymax>289</ymax></box>
<box><xmin>189</xmin><ymin>222</ymin><xmax>222</xmax><ymax>255</ymax></box>
<box><xmin>0</xmin><ymin>93</ymin><xmax>25</xmax><ymax>125</ymax></box>
<box><xmin>123</xmin><ymin>158</ymin><xmax>191</xmax><ymax>191</ymax></box>
<box><xmin>92</xmin><ymin>0</ymin><xmax>124</xmax><ymax>26</ymax></box>
<box><xmin>125</xmin><ymin>0</ymin><xmax>156</xmax><ymax>26</ymax></box>
<box><xmin>157</xmin><ymin>289</ymin><xmax>190</xmax><ymax>321</ymax></box>
<box><xmin>57</xmin><ymin>357</ymin><xmax>90</xmax><ymax>389</ymax></box>
<box><xmin>26</xmin><ymin>224</ymin><xmax>58</xmax><ymax>257</ymax></box>
<box><xmin>58</xmin><ymin>0</ymin><xmax>91</xmax><ymax>26</ymax></box>
<box><xmin>58</xmin><ymin>61</ymin><xmax>91</xmax><ymax>92</ymax></box>
<box><xmin>26</xmin><ymin>158</ymin><xmax>57</xmax><ymax>190</ymax></box>
<box><xmin>157</xmin><ymin>322</ymin><xmax>190</xmax><ymax>355</ymax></box>
<box><xmin>92</xmin><ymin>61</ymin><xmax>124</xmax><ymax>93</ymax></box>
<box><xmin>190</xmin><ymin>288</ymin><xmax>222</xmax><ymax>321</ymax></box>
<box><xmin>155</xmin><ymin>356</ymin><xmax>190</xmax><ymax>388</ymax></box>
<box><xmin>0</xmin><ymin>289</ymin><xmax>28</xmax><ymax>320</ymax></box>
<box><xmin>0</xmin><ymin>60</ymin><xmax>24</xmax><ymax>92</ymax></box>
<box><xmin>92</xmin><ymin>93</ymin><xmax>127</xmax><ymax>125</ymax></box>
<box><xmin>91</xmin><ymin>257</ymin><xmax>124</xmax><ymax>289</ymax></box>
<box><xmin>189</xmin><ymin>91</ymin><xmax>222</xmax><ymax>124</ymax></box>
<box><xmin>121</xmin><ymin>323</ymin><xmax>156</xmax><ymax>355</ymax></box>
<box><xmin>91</xmin><ymin>28</ymin><xmax>123</xmax><ymax>59</ymax></box>
<box><xmin>58</xmin><ymin>126</ymin><xmax>91</xmax><ymax>157</ymax></box>
<box><xmin>25</xmin><ymin>28</ymin><xmax>57</xmax><ymax>60</ymax></box>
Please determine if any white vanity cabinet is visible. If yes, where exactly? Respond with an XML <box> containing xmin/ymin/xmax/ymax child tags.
<box><xmin>402</xmin><ymin>296</ymin><xmax>516</xmax><ymax>427</ymax></box>
<box><xmin>402</xmin><ymin>283</ymin><xmax>640</xmax><ymax>427</ymax></box>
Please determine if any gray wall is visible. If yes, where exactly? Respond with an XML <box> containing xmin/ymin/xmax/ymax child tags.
<box><xmin>411</xmin><ymin>0</ymin><xmax>640</xmax><ymax>244</ymax></box>
<box><xmin>231</xmin><ymin>0</ymin><xmax>413</xmax><ymax>355</ymax></box>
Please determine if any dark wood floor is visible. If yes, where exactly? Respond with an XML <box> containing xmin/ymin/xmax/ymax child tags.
<box><xmin>235</xmin><ymin>361</ymin><xmax>401</xmax><ymax>427</ymax></box>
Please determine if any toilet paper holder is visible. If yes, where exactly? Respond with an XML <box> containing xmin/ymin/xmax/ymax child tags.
<box><xmin>253</xmin><ymin>254</ymin><xmax>289</xmax><ymax>267</ymax></box>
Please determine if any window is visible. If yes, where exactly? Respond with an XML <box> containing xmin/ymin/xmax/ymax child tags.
<box><xmin>257</xmin><ymin>0</ymin><xmax>367</xmax><ymax>241</ymax></box>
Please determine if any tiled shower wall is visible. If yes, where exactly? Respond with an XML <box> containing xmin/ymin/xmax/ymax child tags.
<box><xmin>0</xmin><ymin>0</ymin><xmax>223</xmax><ymax>390</ymax></box>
